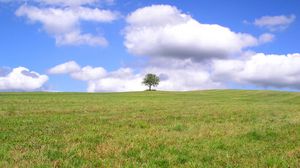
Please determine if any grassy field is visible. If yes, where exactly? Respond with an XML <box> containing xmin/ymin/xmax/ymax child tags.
<box><xmin>0</xmin><ymin>90</ymin><xmax>300</xmax><ymax>167</ymax></box>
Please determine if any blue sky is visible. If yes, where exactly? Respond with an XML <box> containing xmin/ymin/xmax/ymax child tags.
<box><xmin>0</xmin><ymin>0</ymin><xmax>300</xmax><ymax>92</ymax></box>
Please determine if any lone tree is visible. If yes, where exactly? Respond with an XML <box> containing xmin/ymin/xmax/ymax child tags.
<box><xmin>142</xmin><ymin>73</ymin><xmax>160</xmax><ymax>91</ymax></box>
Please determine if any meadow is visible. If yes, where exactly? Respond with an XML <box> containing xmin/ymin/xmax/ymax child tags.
<box><xmin>0</xmin><ymin>90</ymin><xmax>300</xmax><ymax>167</ymax></box>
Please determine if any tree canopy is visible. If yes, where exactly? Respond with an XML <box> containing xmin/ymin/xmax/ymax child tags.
<box><xmin>142</xmin><ymin>73</ymin><xmax>160</xmax><ymax>91</ymax></box>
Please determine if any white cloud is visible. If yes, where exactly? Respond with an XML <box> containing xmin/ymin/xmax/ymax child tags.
<box><xmin>56</xmin><ymin>31</ymin><xmax>108</xmax><ymax>46</ymax></box>
<box><xmin>48</xmin><ymin>61</ymin><xmax>144</xmax><ymax>92</ymax></box>
<box><xmin>143</xmin><ymin>65</ymin><xmax>223</xmax><ymax>91</ymax></box>
<box><xmin>71</xmin><ymin>66</ymin><xmax>106</xmax><ymax>81</ymax></box>
<box><xmin>212</xmin><ymin>53</ymin><xmax>300</xmax><ymax>89</ymax></box>
<box><xmin>87</xmin><ymin>68</ymin><xmax>145</xmax><ymax>92</ymax></box>
<box><xmin>49</xmin><ymin>60</ymin><xmax>224</xmax><ymax>92</ymax></box>
<box><xmin>254</xmin><ymin>15</ymin><xmax>296</xmax><ymax>31</ymax></box>
<box><xmin>48</xmin><ymin>61</ymin><xmax>106</xmax><ymax>81</ymax></box>
<box><xmin>0</xmin><ymin>67</ymin><xmax>48</xmax><ymax>91</ymax></box>
<box><xmin>43</xmin><ymin>5</ymin><xmax>298</xmax><ymax>92</ymax></box>
<box><xmin>124</xmin><ymin>5</ymin><xmax>269</xmax><ymax>61</ymax></box>
<box><xmin>39</xmin><ymin>0</ymin><xmax>114</xmax><ymax>6</ymax></box>
<box><xmin>48</xmin><ymin>61</ymin><xmax>81</xmax><ymax>74</ymax></box>
<box><xmin>87</xmin><ymin>65</ymin><xmax>224</xmax><ymax>92</ymax></box>
<box><xmin>39</xmin><ymin>0</ymin><xmax>99</xmax><ymax>6</ymax></box>
<box><xmin>49</xmin><ymin>53</ymin><xmax>300</xmax><ymax>92</ymax></box>
<box><xmin>16</xmin><ymin>5</ymin><xmax>118</xmax><ymax>46</ymax></box>
<box><xmin>258</xmin><ymin>33</ymin><xmax>275</xmax><ymax>44</ymax></box>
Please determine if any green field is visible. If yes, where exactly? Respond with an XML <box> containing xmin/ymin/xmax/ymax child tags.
<box><xmin>1</xmin><ymin>90</ymin><xmax>300</xmax><ymax>167</ymax></box>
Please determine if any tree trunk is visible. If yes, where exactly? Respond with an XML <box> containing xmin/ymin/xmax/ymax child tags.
<box><xmin>149</xmin><ymin>85</ymin><xmax>152</xmax><ymax>91</ymax></box>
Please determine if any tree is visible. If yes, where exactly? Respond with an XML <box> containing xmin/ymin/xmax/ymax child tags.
<box><xmin>142</xmin><ymin>73</ymin><xmax>160</xmax><ymax>91</ymax></box>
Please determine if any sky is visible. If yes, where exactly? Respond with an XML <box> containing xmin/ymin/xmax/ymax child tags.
<box><xmin>0</xmin><ymin>0</ymin><xmax>300</xmax><ymax>92</ymax></box>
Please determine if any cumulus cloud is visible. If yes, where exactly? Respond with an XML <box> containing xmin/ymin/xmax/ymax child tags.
<box><xmin>55</xmin><ymin>31</ymin><xmax>108</xmax><ymax>46</ymax></box>
<box><xmin>71</xmin><ymin>66</ymin><xmax>106</xmax><ymax>81</ymax></box>
<box><xmin>254</xmin><ymin>15</ymin><xmax>296</xmax><ymax>31</ymax></box>
<box><xmin>48</xmin><ymin>61</ymin><xmax>144</xmax><ymax>91</ymax></box>
<box><xmin>39</xmin><ymin>0</ymin><xmax>99</xmax><ymax>6</ymax></box>
<box><xmin>48</xmin><ymin>60</ymin><xmax>224</xmax><ymax>92</ymax></box>
<box><xmin>87</xmin><ymin>68</ymin><xmax>145</xmax><ymax>92</ymax></box>
<box><xmin>212</xmin><ymin>53</ymin><xmax>300</xmax><ymax>89</ymax></box>
<box><xmin>124</xmin><ymin>5</ymin><xmax>270</xmax><ymax>61</ymax></box>
<box><xmin>144</xmin><ymin>65</ymin><xmax>223</xmax><ymax>91</ymax></box>
<box><xmin>258</xmin><ymin>33</ymin><xmax>275</xmax><ymax>43</ymax></box>
<box><xmin>48</xmin><ymin>61</ymin><xmax>106</xmax><ymax>80</ymax></box>
<box><xmin>0</xmin><ymin>67</ymin><xmax>48</xmax><ymax>91</ymax></box>
<box><xmin>88</xmin><ymin>64</ymin><xmax>224</xmax><ymax>92</ymax></box>
<box><xmin>16</xmin><ymin>4</ymin><xmax>118</xmax><ymax>46</ymax></box>
<box><xmin>48</xmin><ymin>61</ymin><xmax>81</xmax><ymax>74</ymax></box>
<box><xmin>39</xmin><ymin>0</ymin><xmax>115</xmax><ymax>6</ymax></box>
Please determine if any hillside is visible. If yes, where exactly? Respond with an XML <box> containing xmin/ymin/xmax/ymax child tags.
<box><xmin>1</xmin><ymin>90</ymin><xmax>300</xmax><ymax>167</ymax></box>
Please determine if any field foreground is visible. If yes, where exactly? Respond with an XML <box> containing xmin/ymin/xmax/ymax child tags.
<box><xmin>1</xmin><ymin>90</ymin><xmax>300</xmax><ymax>167</ymax></box>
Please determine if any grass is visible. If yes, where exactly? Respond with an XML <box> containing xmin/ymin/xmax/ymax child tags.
<box><xmin>0</xmin><ymin>90</ymin><xmax>300</xmax><ymax>167</ymax></box>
